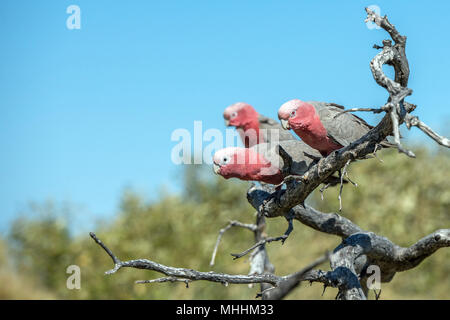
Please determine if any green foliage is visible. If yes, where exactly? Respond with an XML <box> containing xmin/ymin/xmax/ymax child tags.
<box><xmin>1</xmin><ymin>147</ymin><xmax>449</xmax><ymax>299</ymax></box>
<box><xmin>0</xmin><ymin>236</ymin><xmax>55</xmax><ymax>299</ymax></box>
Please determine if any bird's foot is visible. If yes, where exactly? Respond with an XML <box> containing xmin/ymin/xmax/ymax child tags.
<box><xmin>371</xmin><ymin>143</ymin><xmax>384</xmax><ymax>163</ymax></box>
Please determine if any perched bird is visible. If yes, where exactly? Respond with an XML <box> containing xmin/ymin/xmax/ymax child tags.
<box><xmin>212</xmin><ymin>140</ymin><xmax>321</xmax><ymax>185</ymax></box>
<box><xmin>277</xmin><ymin>100</ymin><xmax>392</xmax><ymax>156</ymax></box>
<box><xmin>223</xmin><ymin>102</ymin><xmax>296</xmax><ymax>148</ymax></box>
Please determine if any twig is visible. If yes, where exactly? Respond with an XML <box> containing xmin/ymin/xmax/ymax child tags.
<box><xmin>405</xmin><ymin>114</ymin><xmax>450</xmax><ymax>148</ymax></box>
<box><xmin>338</xmin><ymin>159</ymin><xmax>352</xmax><ymax>211</ymax></box>
<box><xmin>210</xmin><ymin>220</ymin><xmax>257</xmax><ymax>266</ymax></box>
<box><xmin>136</xmin><ymin>277</ymin><xmax>192</xmax><ymax>288</ymax></box>
<box><xmin>231</xmin><ymin>235</ymin><xmax>289</xmax><ymax>260</ymax></box>
<box><xmin>333</xmin><ymin>107</ymin><xmax>386</xmax><ymax>119</ymax></box>
<box><xmin>389</xmin><ymin>106</ymin><xmax>416</xmax><ymax>158</ymax></box>
<box><xmin>235</xmin><ymin>212</ymin><xmax>295</xmax><ymax>263</ymax></box>
<box><xmin>89</xmin><ymin>232</ymin><xmax>122</xmax><ymax>274</ymax></box>
<box><xmin>374</xmin><ymin>289</ymin><xmax>382</xmax><ymax>300</ymax></box>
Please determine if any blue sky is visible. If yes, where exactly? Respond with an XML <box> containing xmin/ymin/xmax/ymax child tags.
<box><xmin>0</xmin><ymin>0</ymin><xmax>449</xmax><ymax>233</ymax></box>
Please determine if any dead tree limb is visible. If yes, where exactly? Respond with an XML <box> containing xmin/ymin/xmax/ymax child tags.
<box><xmin>404</xmin><ymin>114</ymin><xmax>450</xmax><ymax>148</ymax></box>
<box><xmin>209</xmin><ymin>220</ymin><xmax>257</xmax><ymax>267</ymax></box>
<box><xmin>90</xmin><ymin>232</ymin><xmax>331</xmax><ymax>290</ymax></box>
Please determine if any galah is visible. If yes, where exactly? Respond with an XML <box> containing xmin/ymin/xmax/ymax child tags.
<box><xmin>212</xmin><ymin>140</ymin><xmax>322</xmax><ymax>185</ymax></box>
<box><xmin>278</xmin><ymin>100</ymin><xmax>393</xmax><ymax>156</ymax></box>
<box><xmin>223</xmin><ymin>102</ymin><xmax>296</xmax><ymax>148</ymax></box>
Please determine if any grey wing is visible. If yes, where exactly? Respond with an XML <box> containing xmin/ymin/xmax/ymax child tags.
<box><xmin>253</xmin><ymin>143</ymin><xmax>285</xmax><ymax>175</ymax></box>
<box><xmin>277</xmin><ymin>140</ymin><xmax>322</xmax><ymax>176</ymax></box>
<box><xmin>307</xmin><ymin>101</ymin><xmax>344</xmax><ymax>110</ymax></box>
<box><xmin>317</xmin><ymin>105</ymin><xmax>372</xmax><ymax>147</ymax></box>
<box><xmin>258</xmin><ymin>114</ymin><xmax>297</xmax><ymax>143</ymax></box>
<box><xmin>255</xmin><ymin>140</ymin><xmax>322</xmax><ymax>176</ymax></box>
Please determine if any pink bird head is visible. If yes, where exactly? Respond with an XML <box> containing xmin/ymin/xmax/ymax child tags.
<box><xmin>278</xmin><ymin>99</ymin><xmax>340</xmax><ymax>156</ymax></box>
<box><xmin>223</xmin><ymin>102</ymin><xmax>259</xmax><ymax>128</ymax></box>
<box><xmin>212</xmin><ymin>147</ymin><xmax>282</xmax><ymax>184</ymax></box>
<box><xmin>278</xmin><ymin>99</ymin><xmax>317</xmax><ymax>131</ymax></box>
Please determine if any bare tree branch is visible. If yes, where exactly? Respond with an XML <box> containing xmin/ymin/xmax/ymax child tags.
<box><xmin>231</xmin><ymin>234</ymin><xmax>288</xmax><ymax>260</ymax></box>
<box><xmin>247</xmin><ymin>184</ymin><xmax>363</xmax><ymax>238</ymax></box>
<box><xmin>248</xmin><ymin>213</ymin><xmax>276</xmax><ymax>298</ymax></box>
<box><xmin>247</xmin><ymin>180</ymin><xmax>450</xmax><ymax>298</ymax></box>
<box><xmin>389</xmin><ymin>104</ymin><xmax>416</xmax><ymax>158</ymax></box>
<box><xmin>90</xmin><ymin>231</ymin><xmax>337</xmax><ymax>295</ymax></box>
<box><xmin>334</xmin><ymin>102</ymin><xmax>416</xmax><ymax>118</ymax></box>
<box><xmin>90</xmin><ymin>232</ymin><xmax>281</xmax><ymax>286</ymax></box>
<box><xmin>257</xmin><ymin>252</ymin><xmax>330</xmax><ymax>299</ymax></box>
<box><xmin>136</xmin><ymin>277</ymin><xmax>192</xmax><ymax>288</ymax></box>
<box><xmin>405</xmin><ymin>114</ymin><xmax>450</xmax><ymax>148</ymax></box>
<box><xmin>365</xmin><ymin>7</ymin><xmax>409</xmax><ymax>86</ymax></box>
<box><xmin>334</xmin><ymin>107</ymin><xmax>387</xmax><ymax>116</ymax></box>
<box><xmin>209</xmin><ymin>220</ymin><xmax>257</xmax><ymax>266</ymax></box>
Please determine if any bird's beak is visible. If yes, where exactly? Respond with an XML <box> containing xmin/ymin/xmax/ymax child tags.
<box><xmin>224</xmin><ymin>119</ymin><xmax>230</xmax><ymax>126</ymax></box>
<box><xmin>213</xmin><ymin>163</ymin><xmax>221</xmax><ymax>174</ymax></box>
<box><xmin>280</xmin><ymin>119</ymin><xmax>290</xmax><ymax>130</ymax></box>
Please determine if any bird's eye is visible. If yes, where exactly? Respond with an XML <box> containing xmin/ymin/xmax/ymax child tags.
<box><xmin>231</xmin><ymin>112</ymin><xmax>238</xmax><ymax>119</ymax></box>
<box><xmin>222</xmin><ymin>156</ymin><xmax>229</xmax><ymax>164</ymax></box>
<box><xmin>290</xmin><ymin>110</ymin><xmax>296</xmax><ymax>118</ymax></box>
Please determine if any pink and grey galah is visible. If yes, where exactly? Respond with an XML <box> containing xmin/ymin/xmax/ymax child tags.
<box><xmin>278</xmin><ymin>100</ymin><xmax>392</xmax><ymax>156</ymax></box>
<box><xmin>212</xmin><ymin>140</ymin><xmax>321</xmax><ymax>185</ymax></box>
<box><xmin>223</xmin><ymin>102</ymin><xmax>296</xmax><ymax>148</ymax></box>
